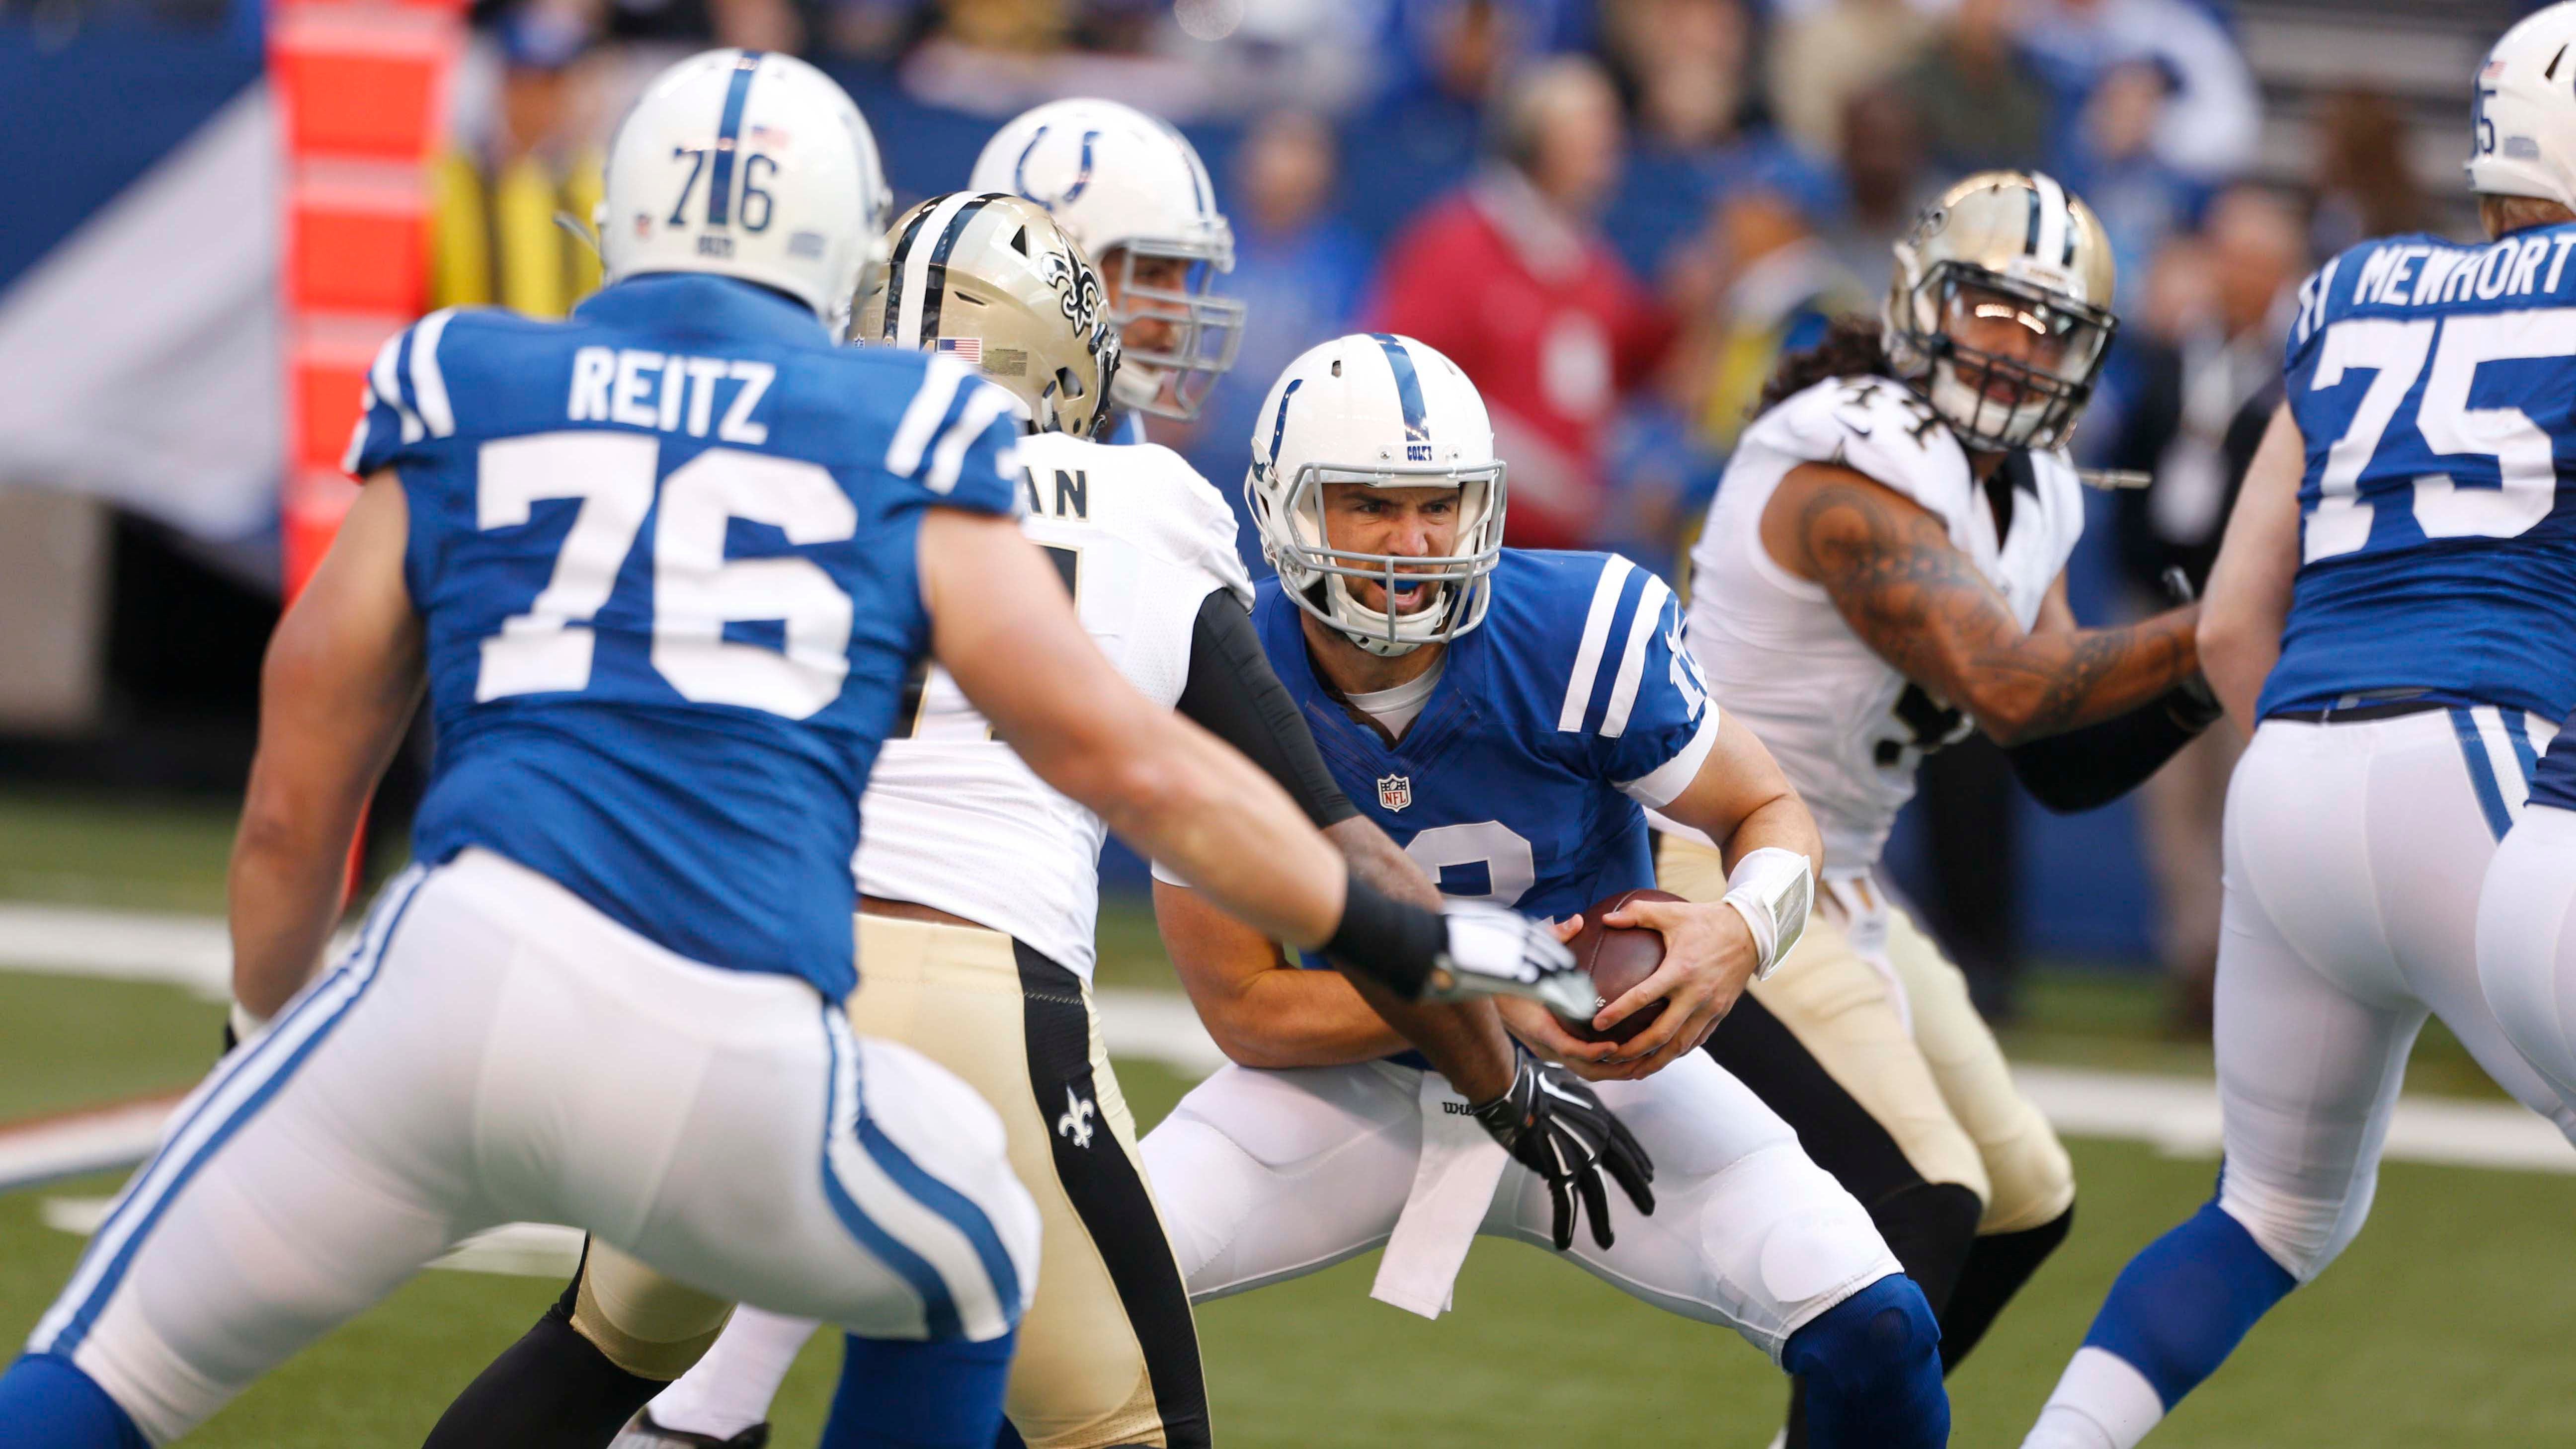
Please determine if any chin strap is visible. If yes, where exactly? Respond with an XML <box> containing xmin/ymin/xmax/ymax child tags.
<box><xmin>1720</xmin><ymin>847</ymin><xmax>1815</xmax><ymax>981</ymax></box>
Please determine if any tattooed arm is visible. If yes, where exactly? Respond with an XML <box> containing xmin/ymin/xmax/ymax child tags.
<box><xmin>1758</xmin><ymin>462</ymin><xmax>2200</xmax><ymax>747</ymax></box>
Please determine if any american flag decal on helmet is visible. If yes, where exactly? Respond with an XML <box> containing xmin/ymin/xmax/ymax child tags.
<box><xmin>935</xmin><ymin>336</ymin><xmax>984</xmax><ymax>365</ymax></box>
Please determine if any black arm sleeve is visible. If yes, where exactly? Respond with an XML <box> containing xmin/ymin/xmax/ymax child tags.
<box><xmin>1175</xmin><ymin>587</ymin><xmax>1360</xmax><ymax>829</ymax></box>
<box><xmin>2005</xmin><ymin>688</ymin><xmax>2218</xmax><ymax>814</ymax></box>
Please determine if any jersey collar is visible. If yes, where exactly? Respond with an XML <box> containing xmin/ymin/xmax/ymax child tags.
<box><xmin>575</xmin><ymin>274</ymin><xmax>833</xmax><ymax>347</ymax></box>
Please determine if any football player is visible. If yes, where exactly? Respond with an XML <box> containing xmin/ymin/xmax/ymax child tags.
<box><xmin>0</xmin><ymin>56</ymin><xmax>1597</xmax><ymax>1449</ymax></box>
<box><xmin>1661</xmin><ymin>169</ymin><xmax>2218</xmax><ymax>1449</ymax></box>
<box><xmin>1136</xmin><ymin>332</ymin><xmax>1951</xmax><ymax>1449</ymax></box>
<box><xmin>413</xmin><ymin>196</ymin><xmax>1640</xmax><ymax>1449</ymax></box>
<box><xmin>2028</xmin><ymin>11</ymin><xmax>2576</xmax><ymax>1445</ymax></box>
<box><xmin>968</xmin><ymin>98</ymin><xmax>1243</xmax><ymax>440</ymax></box>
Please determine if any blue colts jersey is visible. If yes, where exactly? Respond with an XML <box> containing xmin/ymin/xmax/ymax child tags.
<box><xmin>1258</xmin><ymin>549</ymin><xmax>1718</xmax><ymax>930</ymax></box>
<box><xmin>2260</xmin><ymin>223</ymin><xmax>2576</xmax><ymax>722</ymax></box>
<box><xmin>2533</xmin><ymin>712</ymin><xmax>2576</xmax><ymax>814</ymax></box>
<box><xmin>347</xmin><ymin>275</ymin><xmax>1023</xmax><ymax>995</ymax></box>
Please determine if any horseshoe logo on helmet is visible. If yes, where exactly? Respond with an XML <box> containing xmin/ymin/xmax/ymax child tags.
<box><xmin>1012</xmin><ymin>126</ymin><xmax>1101</xmax><ymax>212</ymax></box>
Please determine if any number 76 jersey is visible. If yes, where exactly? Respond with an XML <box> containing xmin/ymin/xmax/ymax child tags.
<box><xmin>2262</xmin><ymin>222</ymin><xmax>2576</xmax><ymax>722</ymax></box>
<box><xmin>346</xmin><ymin>275</ymin><xmax>1023</xmax><ymax>998</ymax></box>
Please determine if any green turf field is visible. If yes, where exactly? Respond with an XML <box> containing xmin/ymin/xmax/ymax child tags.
<box><xmin>4</xmin><ymin>793</ymin><xmax>2573</xmax><ymax>1446</ymax></box>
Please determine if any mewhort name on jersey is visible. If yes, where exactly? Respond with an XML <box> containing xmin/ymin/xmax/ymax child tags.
<box><xmin>2261</xmin><ymin>223</ymin><xmax>2576</xmax><ymax>723</ymax></box>
<box><xmin>347</xmin><ymin>275</ymin><xmax>1023</xmax><ymax>995</ymax></box>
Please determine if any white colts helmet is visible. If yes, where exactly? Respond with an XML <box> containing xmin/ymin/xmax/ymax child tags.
<box><xmin>2469</xmin><ymin>2</ymin><xmax>2576</xmax><ymax>213</ymax></box>
<box><xmin>599</xmin><ymin>49</ymin><xmax>891</xmax><ymax>328</ymax></box>
<box><xmin>969</xmin><ymin>98</ymin><xmax>1243</xmax><ymax>421</ymax></box>
<box><xmin>1246</xmin><ymin>334</ymin><xmax>1507</xmax><ymax>657</ymax></box>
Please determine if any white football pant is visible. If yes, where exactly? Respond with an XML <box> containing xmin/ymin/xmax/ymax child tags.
<box><xmin>2210</xmin><ymin>710</ymin><xmax>2576</xmax><ymax>1284</ymax></box>
<box><xmin>2479</xmin><ymin>801</ymin><xmax>2576</xmax><ymax>1116</ymax></box>
<box><xmin>1139</xmin><ymin>1050</ymin><xmax>1904</xmax><ymax>1361</ymax></box>
<box><xmin>21</xmin><ymin>849</ymin><xmax>1039</xmax><ymax>1445</ymax></box>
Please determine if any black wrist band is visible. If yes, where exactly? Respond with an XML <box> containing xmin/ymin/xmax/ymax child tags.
<box><xmin>1320</xmin><ymin>870</ymin><xmax>1443</xmax><ymax>998</ymax></box>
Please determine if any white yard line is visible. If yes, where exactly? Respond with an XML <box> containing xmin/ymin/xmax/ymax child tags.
<box><xmin>8</xmin><ymin>910</ymin><xmax>2572</xmax><ymax>1280</ymax></box>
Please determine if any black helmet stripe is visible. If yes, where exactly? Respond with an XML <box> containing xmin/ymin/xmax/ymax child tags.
<box><xmin>917</xmin><ymin>192</ymin><xmax>999</xmax><ymax>345</ymax></box>
<box><xmin>879</xmin><ymin>202</ymin><xmax>936</xmax><ymax>341</ymax></box>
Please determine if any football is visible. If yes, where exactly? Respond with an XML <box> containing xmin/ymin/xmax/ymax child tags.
<box><xmin>1557</xmin><ymin>888</ymin><xmax>1683</xmax><ymax>1045</ymax></box>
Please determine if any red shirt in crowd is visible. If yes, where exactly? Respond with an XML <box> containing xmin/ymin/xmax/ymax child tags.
<box><xmin>1369</xmin><ymin>170</ymin><xmax>1676</xmax><ymax>550</ymax></box>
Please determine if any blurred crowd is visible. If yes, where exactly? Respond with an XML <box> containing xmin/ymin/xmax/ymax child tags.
<box><xmin>456</xmin><ymin>0</ymin><xmax>2452</xmax><ymax>572</ymax></box>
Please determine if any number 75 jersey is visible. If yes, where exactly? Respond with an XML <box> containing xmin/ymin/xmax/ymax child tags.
<box><xmin>346</xmin><ymin>275</ymin><xmax>1023</xmax><ymax>997</ymax></box>
<box><xmin>2262</xmin><ymin>222</ymin><xmax>2576</xmax><ymax>722</ymax></box>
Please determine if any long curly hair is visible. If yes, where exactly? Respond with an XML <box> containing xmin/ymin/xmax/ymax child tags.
<box><xmin>1756</xmin><ymin>314</ymin><xmax>1903</xmax><ymax>415</ymax></box>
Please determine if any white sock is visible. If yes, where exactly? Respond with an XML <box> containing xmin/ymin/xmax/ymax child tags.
<box><xmin>2021</xmin><ymin>1347</ymin><xmax>2168</xmax><ymax>1449</ymax></box>
<box><xmin>645</xmin><ymin>1306</ymin><xmax>821</xmax><ymax>1437</ymax></box>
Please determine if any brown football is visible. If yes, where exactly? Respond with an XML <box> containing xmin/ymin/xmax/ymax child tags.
<box><xmin>1557</xmin><ymin>888</ymin><xmax>1683</xmax><ymax>1045</ymax></box>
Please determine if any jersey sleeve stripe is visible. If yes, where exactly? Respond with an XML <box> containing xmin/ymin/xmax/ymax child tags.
<box><xmin>1557</xmin><ymin>555</ymin><xmax>1635</xmax><ymax>732</ymax></box>
<box><xmin>340</xmin><ymin>382</ymin><xmax>377</xmax><ymax>476</ymax></box>
<box><xmin>407</xmin><ymin>308</ymin><xmax>458</xmax><ymax>439</ymax></box>
<box><xmin>1600</xmin><ymin>574</ymin><xmax>1674</xmax><ymax>739</ymax></box>
<box><xmin>1617</xmin><ymin>706</ymin><xmax>1719</xmax><ymax>810</ymax></box>
<box><xmin>922</xmin><ymin>382</ymin><xmax>1020</xmax><ymax>496</ymax></box>
<box><xmin>369</xmin><ymin>332</ymin><xmax>423</xmax><ymax>445</ymax></box>
<box><xmin>886</xmin><ymin>355</ymin><xmax>972</xmax><ymax>478</ymax></box>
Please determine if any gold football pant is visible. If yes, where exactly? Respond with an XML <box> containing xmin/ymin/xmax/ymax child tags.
<box><xmin>581</xmin><ymin>913</ymin><xmax>1210</xmax><ymax>1449</ymax></box>
<box><xmin>1657</xmin><ymin>833</ymin><xmax>2074</xmax><ymax>1235</ymax></box>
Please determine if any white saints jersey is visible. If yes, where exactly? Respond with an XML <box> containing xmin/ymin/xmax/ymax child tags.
<box><xmin>856</xmin><ymin>431</ymin><xmax>1252</xmax><ymax>979</ymax></box>
<box><xmin>1679</xmin><ymin>375</ymin><xmax>2085</xmax><ymax>875</ymax></box>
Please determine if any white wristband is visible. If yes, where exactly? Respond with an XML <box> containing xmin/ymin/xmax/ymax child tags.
<box><xmin>1719</xmin><ymin>847</ymin><xmax>1814</xmax><ymax>981</ymax></box>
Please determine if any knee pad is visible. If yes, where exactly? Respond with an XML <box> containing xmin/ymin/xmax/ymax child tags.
<box><xmin>1781</xmin><ymin>1276</ymin><xmax>1948</xmax><ymax>1449</ymax></box>
<box><xmin>2214</xmin><ymin>1165</ymin><xmax>2363</xmax><ymax>1282</ymax></box>
<box><xmin>1977</xmin><ymin>1104</ymin><xmax>2076</xmax><ymax>1235</ymax></box>
<box><xmin>571</xmin><ymin>1242</ymin><xmax>737</xmax><ymax>1380</ymax></box>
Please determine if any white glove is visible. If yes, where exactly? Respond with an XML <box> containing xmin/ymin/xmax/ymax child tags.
<box><xmin>1428</xmin><ymin>900</ymin><xmax>1594</xmax><ymax>1021</ymax></box>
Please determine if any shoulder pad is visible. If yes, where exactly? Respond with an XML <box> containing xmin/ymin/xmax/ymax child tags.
<box><xmin>1750</xmin><ymin>376</ymin><xmax>1976</xmax><ymax>525</ymax></box>
<box><xmin>1017</xmin><ymin>433</ymin><xmax>1252</xmax><ymax>606</ymax></box>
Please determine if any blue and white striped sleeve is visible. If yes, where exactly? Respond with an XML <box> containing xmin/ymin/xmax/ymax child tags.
<box><xmin>1554</xmin><ymin>557</ymin><xmax>1717</xmax><ymax>810</ymax></box>
<box><xmin>341</xmin><ymin>309</ymin><xmax>461</xmax><ymax>479</ymax></box>
<box><xmin>880</xmin><ymin>355</ymin><xmax>1025</xmax><ymax>519</ymax></box>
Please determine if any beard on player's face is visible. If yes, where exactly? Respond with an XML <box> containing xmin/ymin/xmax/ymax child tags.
<box><xmin>1320</xmin><ymin>483</ymin><xmax>1461</xmax><ymax>615</ymax></box>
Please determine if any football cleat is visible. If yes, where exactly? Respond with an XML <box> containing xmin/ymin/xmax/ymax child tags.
<box><xmin>611</xmin><ymin>1410</ymin><xmax>770</xmax><ymax>1449</ymax></box>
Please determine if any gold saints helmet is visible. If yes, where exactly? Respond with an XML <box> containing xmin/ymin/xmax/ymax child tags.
<box><xmin>855</xmin><ymin>192</ymin><xmax>1124</xmax><ymax>439</ymax></box>
<box><xmin>1883</xmin><ymin>170</ymin><xmax>2118</xmax><ymax>453</ymax></box>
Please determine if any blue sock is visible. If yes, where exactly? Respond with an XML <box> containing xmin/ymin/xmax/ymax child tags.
<box><xmin>2080</xmin><ymin>1198</ymin><xmax>2297</xmax><ymax>1410</ymax></box>
<box><xmin>0</xmin><ymin>1354</ymin><xmax>150</xmax><ymax>1449</ymax></box>
<box><xmin>1781</xmin><ymin>1275</ymin><xmax>1949</xmax><ymax>1449</ymax></box>
<box><xmin>818</xmin><ymin>1330</ymin><xmax>1017</xmax><ymax>1449</ymax></box>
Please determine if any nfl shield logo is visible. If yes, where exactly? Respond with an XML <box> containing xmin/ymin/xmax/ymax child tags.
<box><xmin>1377</xmin><ymin>774</ymin><xmax>1412</xmax><ymax>811</ymax></box>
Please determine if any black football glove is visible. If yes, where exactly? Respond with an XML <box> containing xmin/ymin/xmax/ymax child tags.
<box><xmin>2159</xmin><ymin>567</ymin><xmax>2224</xmax><ymax>731</ymax></box>
<box><xmin>1469</xmin><ymin>1045</ymin><xmax>1656</xmax><ymax>1252</ymax></box>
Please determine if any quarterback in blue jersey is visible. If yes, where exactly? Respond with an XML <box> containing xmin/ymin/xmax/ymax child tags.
<box><xmin>1136</xmin><ymin>333</ymin><xmax>1951</xmax><ymax>1449</ymax></box>
<box><xmin>0</xmin><ymin>55</ymin><xmax>1601</xmax><ymax>1449</ymax></box>
<box><xmin>2024</xmin><ymin>10</ymin><xmax>2576</xmax><ymax>1448</ymax></box>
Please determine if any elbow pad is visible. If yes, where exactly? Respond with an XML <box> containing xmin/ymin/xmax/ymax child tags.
<box><xmin>2006</xmin><ymin>684</ymin><xmax>2218</xmax><ymax>814</ymax></box>
<box><xmin>1721</xmin><ymin>847</ymin><xmax>1814</xmax><ymax>980</ymax></box>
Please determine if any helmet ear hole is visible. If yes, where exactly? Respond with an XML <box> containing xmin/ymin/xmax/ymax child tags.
<box><xmin>1054</xmin><ymin>366</ymin><xmax>1088</xmax><ymax>400</ymax></box>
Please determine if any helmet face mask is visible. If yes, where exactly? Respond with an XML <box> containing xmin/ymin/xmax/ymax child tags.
<box><xmin>1908</xmin><ymin>263</ymin><xmax>2116</xmax><ymax>453</ymax></box>
<box><xmin>1261</xmin><ymin>461</ymin><xmax>1507</xmax><ymax>657</ymax></box>
<box><xmin>1883</xmin><ymin>170</ymin><xmax>2120</xmax><ymax>455</ymax></box>
<box><xmin>1245</xmin><ymin>334</ymin><xmax>1508</xmax><ymax>658</ymax></box>
<box><xmin>858</xmin><ymin>193</ymin><xmax>1125</xmax><ymax>440</ymax></box>
<box><xmin>969</xmin><ymin>99</ymin><xmax>1242</xmax><ymax>422</ymax></box>
<box><xmin>1103</xmin><ymin>241</ymin><xmax>1246</xmax><ymax>421</ymax></box>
